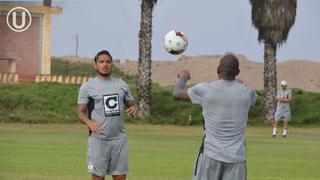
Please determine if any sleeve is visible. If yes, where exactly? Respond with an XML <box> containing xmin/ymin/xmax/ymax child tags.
<box><xmin>276</xmin><ymin>90</ymin><xmax>280</xmax><ymax>99</ymax></box>
<box><xmin>288</xmin><ymin>89</ymin><xmax>292</xmax><ymax>98</ymax></box>
<box><xmin>120</xmin><ymin>80</ymin><xmax>134</xmax><ymax>103</ymax></box>
<box><xmin>251</xmin><ymin>90</ymin><xmax>258</xmax><ymax>106</ymax></box>
<box><xmin>77</xmin><ymin>84</ymin><xmax>89</xmax><ymax>104</ymax></box>
<box><xmin>187</xmin><ymin>82</ymin><xmax>207</xmax><ymax>104</ymax></box>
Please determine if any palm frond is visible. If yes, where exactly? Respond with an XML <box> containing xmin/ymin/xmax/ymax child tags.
<box><xmin>250</xmin><ymin>0</ymin><xmax>297</xmax><ymax>45</ymax></box>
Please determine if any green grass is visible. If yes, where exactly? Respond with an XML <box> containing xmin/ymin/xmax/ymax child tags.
<box><xmin>1</xmin><ymin>82</ymin><xmax>319</xmax><ymax>125</ymax></box>
<box><xmin>0</xmin><ymin>83</ymin><xmax>80</xmax><ymax>123</ymax></box>
<box><xmin>0</xmin><ymin>81</ymin><xmax>203</xmax><ymax>124</ymax></box>
<box><xmin>249</xmin><ymin>89</ymin><xmax>320</xmax><ymax>125</ymax></box>
<box><xmin>289</xmin><ymin>89</ymin><xmax>320</xmax><ymax>124</ymax></box>
<box><xmin>0</xmin><ymin>124</ymin><xmax>319</xmax><ymax>180</ymax></box>
<box><xmin>0</xmin><ymin>56</ymin><xmax>135</xmax><ymax>123</ymax></box>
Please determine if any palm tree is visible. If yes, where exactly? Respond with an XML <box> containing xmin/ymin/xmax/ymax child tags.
<box><xmin>137</xmin><ymin>0</ymin><xmax>158</xmax><ymax>117</ymax></box>
<box><xmin>250</xmin><ymin>0</ymin><xmax>297</xmax><ymax>123</ymax></box>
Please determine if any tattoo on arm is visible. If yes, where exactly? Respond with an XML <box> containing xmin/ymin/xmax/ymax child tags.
<box><xmin>173</xmin><ymin>77</ymin><xmax>190</xmax><ymax>101</ymax></box>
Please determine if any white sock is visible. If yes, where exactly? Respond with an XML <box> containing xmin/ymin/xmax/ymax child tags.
<box><xmin>283</xmin><ymin>129</ymin><xmax>287</xmax><ymax>136</ymax></box>
<box><xmin>273</xmin><ymin>128</ymin><xmax>277</xmax><ymax>135</ymax></box>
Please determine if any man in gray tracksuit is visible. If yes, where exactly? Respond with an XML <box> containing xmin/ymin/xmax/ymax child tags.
<box><xmin>77</xmin><ymin>50</ymin><xmax>138</xmax><ymax>180</ymax></box>
<box><xmin>173</xmin><ymin>54</ymin><xmax>257</xmax><ymax>180</ymax></box>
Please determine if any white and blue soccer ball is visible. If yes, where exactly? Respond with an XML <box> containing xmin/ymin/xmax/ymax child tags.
<box><xmin>163</xmin><ymin>29</ymin><xmax>188</xmax><ymax>55</ymax></box>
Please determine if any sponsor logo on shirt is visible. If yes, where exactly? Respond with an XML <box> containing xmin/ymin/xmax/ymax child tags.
<box><xmin>95</xmin><ymin>86</ymin><xmax>103</xmax><ymax>93</ymax></box>
<box><xmin>88</xmin><ymin>164</ymin><xmax>94</xmax><ymax>170</ymax></box>
<box><xmin>103</xmin><ymin>94</ymin><xmax>120</xmax><ymax>117</ymax></box>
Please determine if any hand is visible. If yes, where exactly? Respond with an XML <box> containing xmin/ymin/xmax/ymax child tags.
<box><xmin>126</xmin><ymin>105</ymin><xmax>139</xmax><ymax>119</ymax></box>
<box><xmin>86</xmin><ymin>121</ymin><xmax>101</xmax><ymax>134</ymax></box>
<box><xmin>177</xmin><ymin>70</ymin><xmax>191</xmax><ymax>80</ymax></box>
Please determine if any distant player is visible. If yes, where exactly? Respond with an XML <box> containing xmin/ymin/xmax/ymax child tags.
<box><xmin>273</xmin><ymin>80</ymin><xmax>292</xmax><ymax>137</ymax></box>
<box><xmin>77</xmin><ymin>50</ymin><xmax>139</xmax><ymax>180</ymax></box>
<box><xmin>172</xmin><ymin>54</ymin><xmax>257</xmax><ymax>180</ymax></box>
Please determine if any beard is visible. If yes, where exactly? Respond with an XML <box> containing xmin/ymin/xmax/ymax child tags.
<box><xmin>97</xmin><ymin>71</ymin><xmax>111</xmax><ymax>77</ymax></box>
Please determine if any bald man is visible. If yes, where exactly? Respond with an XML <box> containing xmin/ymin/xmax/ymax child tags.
<box><xmin>173</xmin><ymin>54</ymin><xmax>257</xmax><ymax>180</ymax></box>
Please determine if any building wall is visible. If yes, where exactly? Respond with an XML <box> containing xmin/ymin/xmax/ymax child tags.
<box><xmin>0</xmin><ymin>13</ymin><xmax>42</xmax><ymax>75</ymax></box>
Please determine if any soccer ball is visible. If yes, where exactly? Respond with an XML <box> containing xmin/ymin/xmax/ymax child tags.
<box><xmin>164</xmin><ymin>29</ymin><xmax>188</xmax><ymax>55</ymax></box>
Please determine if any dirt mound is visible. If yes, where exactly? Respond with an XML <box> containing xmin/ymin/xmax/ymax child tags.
<box><xmin>114</xmin><ymin>54</ymin><xmax>320</xmax><ymax>92</ymax></box>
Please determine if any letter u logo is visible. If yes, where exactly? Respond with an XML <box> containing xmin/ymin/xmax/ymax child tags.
<box><xmin>12</xmin><ymin>11</ymin><xmax>26</xmax><ymax>29</ymax></box>
<box><xmin>6</xmin><ymin>7</ymin><xmax>32</xmax><ymax>32</ymax></box>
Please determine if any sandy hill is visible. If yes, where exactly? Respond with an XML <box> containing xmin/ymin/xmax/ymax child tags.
<box><xmin>112</xmin><ymin>54</ymin><xmax>320</xmax><ymax>92</ymax></box>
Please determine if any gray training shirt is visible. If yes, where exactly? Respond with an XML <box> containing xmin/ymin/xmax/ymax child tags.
<box><xmin>275</xmin><ymin>89</ymin><xmax>292</xmax><ymax>120</ymax></box>
<box><xmin>78</xmin><ymin>76</ymin><xmax>134</xmax><ymax>140</ymax></box>
<box><xmin>188</xmin><ymin>79</ymin><xmax>257</xmax><ymax>163</ymax></box>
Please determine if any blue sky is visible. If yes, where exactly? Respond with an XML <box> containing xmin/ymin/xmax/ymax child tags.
<box><xmin>47</xmin><ymin>0</ymin><xmax>320</xmax><ymax>62</ymax></box>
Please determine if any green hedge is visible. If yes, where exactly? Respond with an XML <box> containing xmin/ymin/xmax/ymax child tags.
<box><xmin>0</xmin><ymin>58</ymin><xmax>319</xmax><ymax>125</ymax></box>
<box><xmin>0</xmin><ymin>82</ymin><xmax>319</xmax><ymax>125</ymax></box>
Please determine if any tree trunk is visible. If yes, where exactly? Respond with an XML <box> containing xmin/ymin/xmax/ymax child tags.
<box><xmin>263</xmin><ymin>42</ymin><xmax>277</xmax><ymax>124</ymax></box>
<box><xmin>137</xmin><ymin>0</ymin><xmax>154</xmax><ymax>117</ymax></box>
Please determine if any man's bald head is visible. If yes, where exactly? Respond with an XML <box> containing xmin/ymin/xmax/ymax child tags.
<box><xmin>218</xmin><ymin>54</ymin><xmax>240</xmax><ymax>80</ymax></box>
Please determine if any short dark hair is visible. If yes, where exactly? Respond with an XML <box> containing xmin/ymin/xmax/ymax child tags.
<box><xmin>218</xmin><ymin>54</ymin><xmax>240</xmax><ymax>80</ymax></box>
<box><xmin>94</xmin><ymin>50</ymin><xmax>113</xmax><ymax>63</ymax></box>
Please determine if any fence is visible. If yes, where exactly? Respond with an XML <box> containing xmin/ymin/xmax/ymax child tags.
<box><xmin>34</xmin><ymin>75</ymin><xmax>92</xmax><ymax>84</ymax></box>
<box><xmin>0</xmin><ymin>73</ymin><xmax>19</xmax><ymax>83</ymax></box>
<box><xmin>0</xmin><ymin>73</ymin><xmax>92</xmax><ymax>84</ymax></box>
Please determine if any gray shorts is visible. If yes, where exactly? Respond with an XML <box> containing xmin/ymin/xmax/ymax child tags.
<box><xmin>87</xmin><ymin>136</ymin><xmax>128</xmax><ymax>177</ymax></box>
<box><xmin>275</xmin><ymin>111</ymin><xmax>291</xmax><ymax>121</ymax></box>
<box><xmin>193</xmin><ymin>153</ymin><xmax>246</xmax><ymax>180</ymax></box>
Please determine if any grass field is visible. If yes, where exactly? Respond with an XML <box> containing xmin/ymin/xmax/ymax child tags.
<box><xmin>0</xmin><ymin>123</ymin><xmax>319</xmax><ymax>180</ymax></box>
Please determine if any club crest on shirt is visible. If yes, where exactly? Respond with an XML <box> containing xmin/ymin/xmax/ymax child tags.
<box><xmin>115</xmin><ymin>84</ymin><xmax>121</xmax><ymax>92</ymax></box>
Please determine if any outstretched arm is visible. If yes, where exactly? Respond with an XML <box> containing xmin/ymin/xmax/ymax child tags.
<box><xmin>173</xmin><ymin>70</ymin><xmax>191</xmax><ymax>101</ymax></box>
